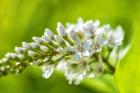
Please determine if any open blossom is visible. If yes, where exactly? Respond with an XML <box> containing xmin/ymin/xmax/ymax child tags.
<box><xmin>0</xmin><ymin>18</ymin><xmax>125</xmax><ymax>85</ymax></box>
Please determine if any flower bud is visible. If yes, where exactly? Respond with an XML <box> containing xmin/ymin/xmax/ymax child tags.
<box><xmin>28</xmin><ymin>50</ymin><xmax>37</xmax><ymax>57</ymax></box>
<box><xmin>54</xmin><ymin>35</ymin><xmax>63</xmax><ymax>43</ymax></box>
<box><xmin>42</xmin><ymin>35</ymin><xmax>51</xmax><ymax>43</ymax></box>
<box><xmin>57</xmin><ymin>22</ymin><xmax>66</xmax><ymax>37</ymax></box>
<box><xmin>44</xmin><ymin>28</ymin><xmax>54</xmax><ymax>38</ymax></box>
<box><xmin>40</xmin><ymin>45</ymin><xmax>49</xmax><ymax>53</ymax></box>
<box><xmin>15</xmin><ymin>47</ymin><xmax>25</xmax><ymax>53</ymax></box>
<box><xmin>1</xmin><ymin>58</ymin><xmax>8</xmax><ymax>63</ymax></box>
<box><xmin>17</xmin><ymin>54</ymin><xmax>25</xmax><ymax>60</ymax></box>
<box><xmin>22</xmin><ymin>42</ymin><xmax>31</xmax><ymax>49</ymax></box>
<box><xmin>30</xmin><ymin>42</ymin><xmax>39</xmax><ymax>49</ymax></box>
<box><xmin>32</xmin><ymin>37</ymin><xmax>43</xmax><ymax>44</ymax></box>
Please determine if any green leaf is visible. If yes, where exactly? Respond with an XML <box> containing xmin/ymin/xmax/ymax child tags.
<box><xmin>115</xmin><ymin>20</ymin><xmax>140</xmax><ymax>93</ymax></box>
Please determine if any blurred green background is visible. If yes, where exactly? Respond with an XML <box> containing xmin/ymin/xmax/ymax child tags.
<box><xmin>0</xmin><ymin>0</ymin><xmax>140</xmax><ymax>93</ymax></box>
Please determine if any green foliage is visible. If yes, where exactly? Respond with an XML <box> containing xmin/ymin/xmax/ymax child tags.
<box><xmin>0</xmin><ymin>0</ymin><xmax>140</xmax><ymax>93</ymax></box>
<box><xmin>115</xmin><ymin>20</ymin><xmax>140</xmax><ymax>93</ymax></box>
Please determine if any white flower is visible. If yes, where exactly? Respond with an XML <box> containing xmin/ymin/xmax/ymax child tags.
<box><xmin>64</xmin><ymin>59</ymin><xmax>90</xmax><ymax>85</ymax></box>
<box><xmin>67</xmin><ymin>41</ymin><xmax>94</xmax><ymax>61</ymax></box>
<box><xmin>42</xmin><ymin>65</ymin><xmax>54</xmax><ymax>79</ymax></box>
<box><xmin>84</xmin><ymin>19</ymin><xmax>100</xmax><ymax>35</ymax></box>
<box><xmin>108</xmin><ymin>26</ymin><xmax>124</xmax><ymax>47</ymax></box>
<box><xmin>74</xmin><ymin>18</ymin><xmax>85</xmax><ymax>33</ymax></box>
<box><xmin>0</xmin><ymin>18</ymin><xmax>125</xmax><ymax>85</ymax></box>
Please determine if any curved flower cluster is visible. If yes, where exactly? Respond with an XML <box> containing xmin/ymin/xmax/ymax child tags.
<box><xmin>0</xmin><ymin>18</ymin><xmax>124</xmax><ymax>85</ymax></box>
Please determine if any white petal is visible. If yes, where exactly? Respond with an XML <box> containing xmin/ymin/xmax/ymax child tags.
<box><xmin>28</xmin><ymin>50</ymin><xmax>37</xmax><ymax>57</ymax></box>
<box><xmin>44</xmin><ymin>28</ymin><xmax>54</xmax><ymax>38</ymax></box>
<box><xmin>30</xmin><ymin>42</ymin><xmax>39</xmax><ymax>49</ymax></box>
<box><xmin>56</xmin><ymin>47</ymin><xmax>67</xmax><ymax>54</ymax></box>
<box><xmin>42</xmin><ymin>35</ymin><xmax>51</xmax><ymax>43</ymax></box>
<box><xmin>57</xmin><ymin>22</ymin><xmax>66</xmax><ymax>37</ymax></box>
<box><xmin>74</xmin><ymin>74</ymin><xmax>84</xmax><ymax>85</ymax></box>
<box><xmin>1</xmin><ymin>58</ymin><xmax>8</xmax><ymax>63</ymax></box>
<box><xmin>40</xmin><ymin>45</ymin><xmax>49</xmax><ymax>53</ymax></box>
<box><xmin>77</xmin><ymin>17</ymin><xmax>84</xmax><ymax>25</ymax></box>
<box><xmin>15</xmin><ymin>47</ymin><xmax>26</xmax><ymax>53</ymax></box>
<box><xmin>93</xmin><ymin>20</ymin><xmax>100</xmax><ymax>27</ymax></box>
<box><xmin>72</xmin><ymin>52</ymin><xmax>81</xmax><ymax>61</ymax></box>
<box><xmin>17</xmin><ymin>54</ymin><xmax>25</xmax><ymax>60</ymax></box>
<box><xmin>118</xmin><ymin>45</ymin><xmax>130</xmax><ymax>61</ymax></box>
<box><xmin>32</xmin><ymin>37</ymin><xmax>43</xmax><ymax>44</ymax></box>
<box><xmin>84</xmin><ymin>20</ymin><xmax>95</xmax><ymax>34</ymax></box>
<box><xmin>83</xmin><ymin>51</ymin><xmax>90</xmax><ymax>57</ymax></box>
<box><xmin>42</xmin><ymin>65</ymin><xmax>54</xmax><ymax>79</ymax></box>
<box><xmin>66</xmin><ymin>46</ymin><xmax>77</xmax><ymax>52</ymax></box>
<box><xmin>53</xmin><ymin>35</ymin><xmax>63</xmax><ymax>43</ymax></box>
<box><xmin>83</xmin><ymin>41</ymin><xmax>91</xmax><ymax>50</ymax></box>
<box><xmin>69</xmin><ymin>31</ymin><xmax>82</xmax><ymax>47</ymax></box>
<box><xmin>113</xmin><ymin>26</ymin><xmax>124</xmax><ymax>45</ymax></box>
<box><xmin>56</xmin><ymin>61</ymin><xmax>67</xmax><ymax>71</ymax></box>
<box><xmin>22</xmin><ymin>42</ymin><xmax>31</xmax><ymax>49</ymax></box>
<box><xmin>10</xmin><ymin>53</ymin><xmax>17</xmax><ymax>59</ymax></box>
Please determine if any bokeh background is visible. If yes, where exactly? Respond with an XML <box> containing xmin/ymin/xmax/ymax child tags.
<box><xmin>0</xmin><ymin>0</ymin><xmax>140</xmax><ymax>93</ymax></box>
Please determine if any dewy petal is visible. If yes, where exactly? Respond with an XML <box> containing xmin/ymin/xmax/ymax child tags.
<box><xmin>42</xmin><ymin>65</ymin><xmax>54</xmax><ymax>79</ymax></box>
